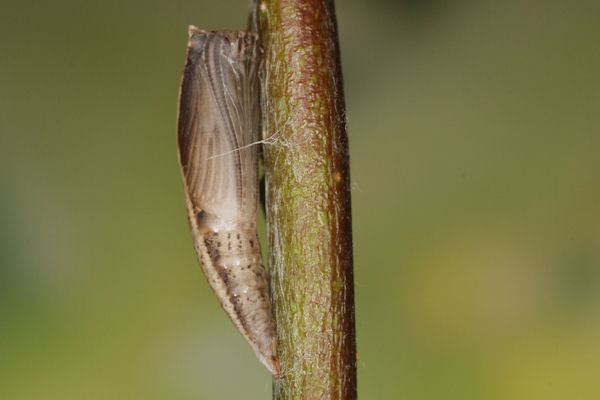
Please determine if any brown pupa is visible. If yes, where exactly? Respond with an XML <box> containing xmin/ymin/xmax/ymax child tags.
<box><xmin>176</xmin><ymin>26</ymin><xmax>279</xmax><ymax>377</ymax></box>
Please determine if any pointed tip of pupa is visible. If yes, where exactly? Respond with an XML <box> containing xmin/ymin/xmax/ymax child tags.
<box><xmin>259</xmin><ymin>354</ymin><xmax>281</xmax><ymax>379</ymax></box>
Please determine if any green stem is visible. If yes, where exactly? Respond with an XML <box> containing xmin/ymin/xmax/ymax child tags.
<box><xmin>254</xmin><ymin>1</ymin><xmax>357</xmax><ymax>398</ymax></box>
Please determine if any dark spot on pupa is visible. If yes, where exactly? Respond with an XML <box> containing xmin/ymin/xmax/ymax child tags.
<box><xmin>237</xmin><ymin>233</ymin><xmax>241</xmax><ymax>240</ymax></box>
<box><xmin>249</xmin><ymin>240</ymin><xmax>254</xmax><ymax>248</ymax></box>
<box><xmin>218</xmin><ymin>268</ymin><xmax>229</xmax><ymax>285</ymax></box>
<box><xmin>196</xmin><ymin>210</ymin><xmax>206</xmax><ymax>222</ymax></box>
<box><xmin>217</xmin><ymin>242</ymin><xmax>222</xmax><ymax>247</ymax></box>
<box><xmin>229</xmin><ymin>295</ymin><xmax>249</xmax><ymax>334</ymax></box>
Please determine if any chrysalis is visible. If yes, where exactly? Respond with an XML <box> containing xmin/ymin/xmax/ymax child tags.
<box><xmin>176</xmin><ymin>26</ymin><xmax>279</xmax><ymax>376</ymax></box>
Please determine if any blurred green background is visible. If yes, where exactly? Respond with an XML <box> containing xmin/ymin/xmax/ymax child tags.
<box><xmin>1</xmin><ymin>0</ymin><xmax>599</xmax><ymax>399</ymax></box>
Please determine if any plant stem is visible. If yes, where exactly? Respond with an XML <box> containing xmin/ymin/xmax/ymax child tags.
<box><xmin>253</xmin><ymin>1</ymin><xmax>357</xmax><ymax>398</ymax></box>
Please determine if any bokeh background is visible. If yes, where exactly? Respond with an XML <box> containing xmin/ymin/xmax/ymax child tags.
<box><xmin>1</xmin><ymin>0</ymin><xmax>599</xmax><ymax>398</ymax></box>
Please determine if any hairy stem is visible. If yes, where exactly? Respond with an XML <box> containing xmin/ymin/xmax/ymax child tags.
<box><xmin>253</xmin><ymin>0</ymin><xmax>357</xmax><ymax>398</ymax></box>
